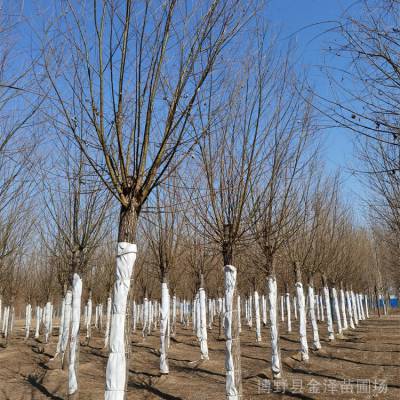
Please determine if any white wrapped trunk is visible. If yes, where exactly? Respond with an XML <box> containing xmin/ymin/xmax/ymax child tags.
<box><xmin>308</xmin><ymin>286</ymin><xmax>321</xmax><ymax>350</ymax></box>
<box><xmin>267</xmin><ymin>276</ymin><xmax>281</xmax><ymax>379</ymax></box>
<box><xmin>364</xmin><ymin>293</ymin><xmax>369</xmax><ymax>318</ymax></box>
<box><xmin>55</xmin><ymin>297</ymin><xmax>66</xmax><ymax>355</ymax></box>
<box><xmin>61</xmin><ymin>291</ymin><xmax>73</xmax><ymax>362</ymax></box>
<box><xmin>35</xmin><ymin>306</ymin><xmax>41</xmax><ymax>339</ymax></box>
<box><xmin>196</xmin><ymin>293</ymin><xmax>201</xmax><ymax>338</ymax></box>
<box><xmin>86</xmin><ymin>298</ymin><xmax>92</xmax><ymax>338</ymax></box>
<box><xmin>25</xmin><ymin>304</ymin><xmax>32</xmax><ymax>339</ymax></box>
<box><xmin>237</xmin><ymin>295</ymin><xmax>241</xmax><ymax>334</ymax></box>
<box><xmin>254</xmin><ymin>291</ymin><xmax>261</xmax><ymax>342</ymax></box>
<box><xmin>224</xmin><ymin>265</ymin><xmax>239</xmax><ymax>399</ymax></box>
<box><xmin>172</xmin><ymin>296</ymin><xmax>176</xmax><ymax>333</ymax></box>
<box><xmin>319</xmin><ymin>294</ymin><xmax>324</xmax><ymax>321</ymax></box>
<box><xmin>339</xmin><ymin>289</ymin><xmax>348</xmax><ymax>330</ymax></box>
<box><xmin>280</xmin><ymin>295</ymin><xmax>285</xmax><ymax>322</ymax></box>
<box><xmin>323</xmin><ymin>286</ymin><xmax>334</xmax><ymax>340</ymax></box>
<box><xmin>293</xmin><ymin>296</ymin><xmax>297</xmax><ymax>320</ymax></box>
<box><xmin>199</xmin><ymin>287</ymin><xmax>209</xmax><ymax>360</ymax></box>
<box><xmin>69</xmin><ymin>273</ymin><xmax>82</xmax><ymax>395</ymax></box>
<box><xmin>285</xmin><ymin>293</ymin><xmax>291</xmax><ymax>333</ymax></box>
<box><xmin>3</xmin><ymin>306</ymin><xmax>9</xmax><ymax>338</ymax></box>
<box><xmin>105</xmin><ymin>242</ymin><xmax>137</xmax><ymax>400</ymax></box>
<box><xmin>104</xmin><ymin>297</ymin><xmax>112</xmax><ymax>348</ymax></box>
<box><xmin>296</xmin><ymin>282</ymin><xmax>309</xmax><ymax>361</ymax></box>
<box><xmin>359</xmin><ymin>294</ymin><xmax>366</xmax><ymax>320</ymax></box>
<box><xmin>332</xmin><ymin>288</ymin><xmax>342</xmax><ymax>335</ymax></box>
<box><xmin>262</xmin><ymin>295</ymin><xmax>267</xmax><ymax>326</ymax></box>
<box><xmin>351</xmin><ymin>291</ymin><xmax>359</xmax><ymax>325</ymax></box>
<box><xmin>142</xmin><ymin>298</ymin><xmax>148</xmax><ymax>337</ymax></box>
<box><xmin>44</xmin><ymin>301</ymin><xmax>52</xmax><ymax>343</ymax></box>
<box><xmin>247</xmin><ymin>295</ymin><xmax>252</xmax><ymax>328</ymax></box>
<box><xmin>160</xmin><ymin>282</ymin><xmax>170</xmax><ymax>374</ymax></box>
<box><xmin>345</xmin><ymin>291</ymin><xmax>355</xmax><ymax>329</ymax></box>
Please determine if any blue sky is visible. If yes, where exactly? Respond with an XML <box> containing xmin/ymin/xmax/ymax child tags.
<box><xmin>267</xmin><ymin>0</ymin><xmax>367</xmax><ymax>221</ymax></box>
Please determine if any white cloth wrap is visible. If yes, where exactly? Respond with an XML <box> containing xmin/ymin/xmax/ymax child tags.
<box><xmin>56</xmin><ymin>297</ymin><xmax>66</xmax><ymax>354</ymax></box>
<box><xmin>351</xmin><ymin>291</ymin><xmax>359</xmax><ymax>324</ymax></box>
<box><xmin>224</xmin><ymin>265</ymin><xmax>238</xmax><ymax>399</ymax></box>
<box><xmin>34</xmin><ymin>306</ymin><xmax>40</xmax><ymax>338</ymax></box>
<box><xmin>142</xmin><ymin>298</ymin><xmax>148</xmax><ymax>335</ymax></box>
<box><xmin>199</xmin><ymin>287</ymin><xmax>209</xmax><ymax>359</ymax></box>
<box><xmin>296</xmin><ymin>282</ymin><xmax>309</xmax><ymax>360</ymax></box>
<box><xmin>254</xmin><ymin>291</ymin><xmax>261</xmax><ymax>342</ymax></box>
<box><xmin>332</xmin><ymin>288</ymin><xmax>342</xmax><ymax>334</ymax></box>
<box><xmin>105</xmin><ymin>297</ymin><xmax>112</xmax><ymax>348</ymax></box>
<box><xmin>364</xmin><ymin>293</ymin><xmax>369</xmax><ymax>318</ymax></box>
<box><xmin>339</xmin><ymin>289</ymin><xmax>348</xmax><ymax>330</ymax></box>
<box><xmin>308</xmin><ymin>286</ymin><xmax>321</xmax><ymax>349</ymax></box>
<box><xmin>345</xmin><ymin>291</ymin><xmax>355</xmax><ymax>329</ymax></box>
<box><xmin>61</xmin><ymin>291</ymin><xmax>72</xmax><ymax>354</ymax></box>
<box><xmin>45</xmin><ymin>302</ymin><xmax>52</xmax><ymax>342</ymax></box>
<box><xmin>160</xmin><ymin>282</ymin><xmax>170</xmax><ymax>374</ymax></box>
<box><xmin>324</xmin><ymin>286</ymin><xmax>334</xmax><ymax>340</ymax></box>
<box><xmin>316</xmin><ymin>295</ymin><xmax>320</xmax><ymax>320</ymax></box>
<box><xmin>319</xmin><ymin>294</ymin><xmax>324</xmax><ymax>321</ymax></box>
<box><xmin>172</xmin><ymin>295</ymin><xmax>176</xmax><ymax>331</ymax></box>
<box><xmin>86</xmin><ymin>298</ymin><xmax>92</xmax><ymax>337</ymax></box>
<box><xmin>195</xmin><ymin>293</ymin><xmax>201</xmax><ymax>337</ymax></box>
<box><xmin>248</xmin><ymin>295</ymin><xmax>252</xmax><ymax>327</ymax></box>
<box><xmin>69</xmin><ymin>273</ymin><xmax>82</xmax><ymax>394</ymax></box>
<box><xmin>359</xmin><ymin>294</ymin><xmax>366</xmax><ymax>320</ymax></box>
<box><xmin>237</xmin><ymin>295</ymin><xmax>241</xmax><ymax>333</ymax></box>
<box><xmin>105</xmin><ymin>242</ymin><xmax>137</xmax><ymax>400</ymax></box>
<box><xmin>25</xmin><ymin>304</ymin><xmax>32</xmax><ymax>339</ymax></box>
<box><xmin>286</xmin><ymin>293</ymin><xmax>292</xmax><ymax>332</ymax></box>
<box><xmin>267</xmin><ymin>276</ymin><xmax>281</xmax><ymax>378</ymax></box>
<box><xmin>280</xmin><ymin>295</ymin><xmax>285</xmax><ymax>322</ymax></box>
<box><xmin>262</xmin><ymin>295</ymin><xmax>267</xmax><ymax>326</ymax></box>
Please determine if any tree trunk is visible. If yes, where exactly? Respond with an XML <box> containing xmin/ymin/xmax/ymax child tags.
<box><xmin>285</xmin><ymin>283</ymin><xmax>291</xmax><ymax>333</ymax></box>
<box><xmin>322</xmin><ymin>275</ymin><xmax>334</xmax><ymax>341</ymax></box>
<box><xmin>267</xmin><ymin>274</ymin><xmax>282</xmax><ymax>379</ymax></box>
<box><xmin>331</xmin><ymin>287</ymin><xmax>343</xmax><ymax>337</ymax></box>
<box><xmin>294</xmin><ymin>263</ymin><xmax>309</xmax><ymax>361</ymax></box>
<box><xmin>61</xmin><ymin>291</ymin><xmax>73</xmax><ymax>370</ymax></box>
<box><xmin>199</xmin><ymin>274</ymin><xmax>209</xmax><ymax>360</ymax></box>
<box><xmin>224</xmin><ymin>264</ymin><xmax>241</xmax><ymax>399</ymax></box>
<box><xmin>68</xmin><ymin>273</ymin><xmax>82</xmax><ymax>399</ymax></box>
<box><xmin>160</xmin><ymin>275</ymin><xmax>170</xmax><ymax>374</ymax></box>
<box><xmin>105</xmin><ymin>203</ymin><xmax>138</xmax><ymax>400</ymax></box>
<box><xmin>254</xmin><ymin>291</ymin><xmax>261</xmax><ymax>342</ymax></box>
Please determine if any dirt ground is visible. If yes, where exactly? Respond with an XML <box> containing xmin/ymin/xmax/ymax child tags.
<box><xmin>0</xmin><ymin>313</ymin><xmax>399</xmax><ymax>400</ymax></box>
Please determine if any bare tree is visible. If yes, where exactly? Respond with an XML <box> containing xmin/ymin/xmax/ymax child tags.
<box><xmin>41</xmin><ymin>2</ymin><xmax>255</xmax><ymax>397</ymax></box>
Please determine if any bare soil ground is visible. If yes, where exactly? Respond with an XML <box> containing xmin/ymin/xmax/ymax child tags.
<box><xmin>0</xmin><ymin>313</ymin><xmax>399</xmax><ymax>400</ymax></box>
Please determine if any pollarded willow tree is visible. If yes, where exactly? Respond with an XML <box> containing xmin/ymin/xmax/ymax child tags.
<box><xmin>186</xmin><ymin>35</ymin><xmax>288</xmax><ymax>397</ymax></box>
<box><xmin>247</xmin><ymin>47</ymin><xmax>318</xmax><ymax>378</ymax></box>
<box><xmin>41</xmin><ymin>1</ymin><xmax>256</xmax><ymax>397</ymax></box>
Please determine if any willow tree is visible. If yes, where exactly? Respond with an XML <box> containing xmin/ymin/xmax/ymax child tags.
<box><xmin>41</xmin><ymin>138</ymin><xmax>111</xmax><ymax>397</ymax></box>
<box><xmin>42</xmin><ymin>1</ymin><xmax>254</xmax><ymax>397</ymax></box>
<box><xmin>143</xmin><ymin>182</ymin><xmax>185</xmax><ymax>374</ymax></box>
<box><xmin>186</xmin><ymin>36</ymin><xmax>282</xmax><ymax>397</ymax></box>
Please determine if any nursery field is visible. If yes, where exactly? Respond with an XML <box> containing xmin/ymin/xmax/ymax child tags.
<box><xmin>0</xmin><ymin>313</ymin><xmax>399</xmax><ymax>400</ymax></box>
